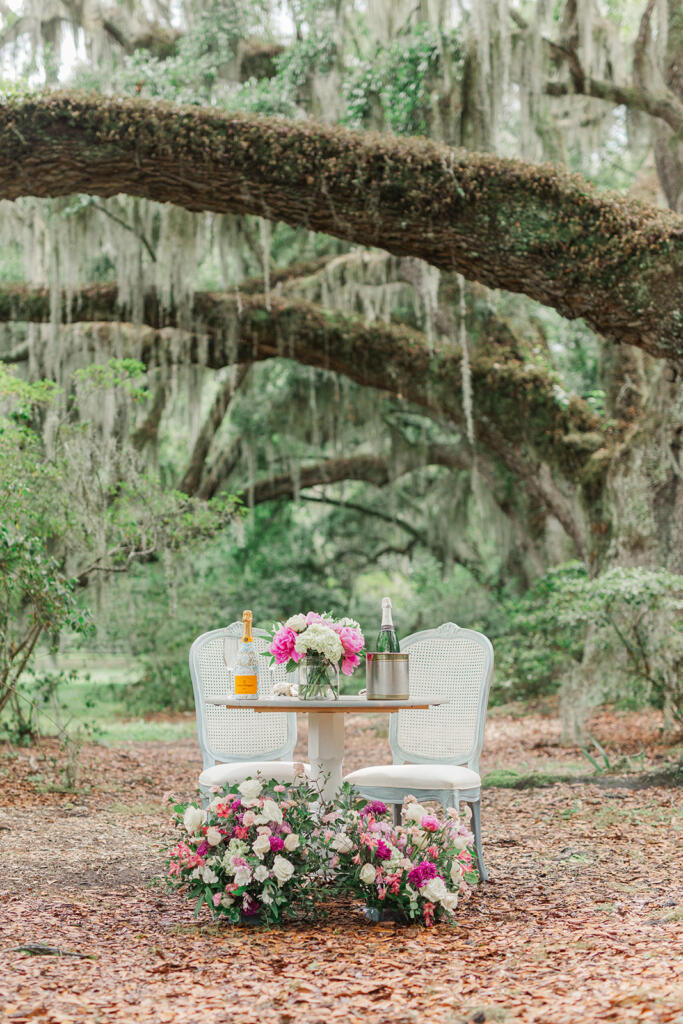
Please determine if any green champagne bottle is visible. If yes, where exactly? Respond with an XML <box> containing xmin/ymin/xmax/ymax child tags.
<box><xmin>375</xmin><ymin>597</ymin><xmax>400</xmax><ymax>653</ymax></box>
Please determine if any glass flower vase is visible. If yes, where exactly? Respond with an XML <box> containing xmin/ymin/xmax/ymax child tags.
<box><xmin>297</xmin><ymin>655</ymin><xmax>339</xmax><ymax>700</ymax></box>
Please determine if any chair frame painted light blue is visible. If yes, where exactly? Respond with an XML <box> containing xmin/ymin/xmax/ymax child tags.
<box><xmin>189</xmin><ymin>623</ymin><xmax>297</xmax><ymax>777</ymax></box>
<box><xmin>348</xmin><ymin>622</ymin><xmax>494</xmax><ymax>880</ymax></box>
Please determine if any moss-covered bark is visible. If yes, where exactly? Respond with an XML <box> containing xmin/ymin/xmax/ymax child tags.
<box><xmin>0</xmin><ymin>94</ymin><xmax>681</xmax><ymax>362</ymax></box>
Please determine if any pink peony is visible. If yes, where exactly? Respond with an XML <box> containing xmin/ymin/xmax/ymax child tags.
<box><xmin>306</xmin><ymin>611</ymin><xmax>323</xmax><ymax>624</ymax></box>
<box><xmin>340</xmin><ymin>627</ymin><xmax>364</xmax><ymax>655</ymax></box>
<box><xmin>421</xmin><ymin>815</ymin><xmax>440</xmax><ymax>832</ymax></box>
<box><xmin>212</xmin><ymin>893</ymin><xmax>222</xmax><ymax>907</ymax></box>
<box><xmin>341</xmin><ymin>653</ymin><xmax>360</xmax><ymax>676</ymax></box>
<box><xmin>270</xmin><ymin>627</ymin><xmax>297</xmax><ymax>665</ymax></box>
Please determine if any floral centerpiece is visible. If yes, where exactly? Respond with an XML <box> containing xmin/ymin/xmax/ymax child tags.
<box><xmin>165</xmin><ymin>775</ymin><xmax>325</xmax><ymax>925</ymax></box>
<box><xmin>265</xmin><ymin>611</ymin><xmax>365</xmax><ymax>699</ymax></box>
<box><xmin>327</xmin><ymin>792</ymin><xmax>479</xmax><ymax>926</ymax></box>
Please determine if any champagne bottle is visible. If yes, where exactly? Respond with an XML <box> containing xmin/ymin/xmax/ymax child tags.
<box><xmin>375</xmin><ymin>597</ymin><xmax>400</xmax><ymax>653</ymax></box>
<box><xmin>234</xmin><ymin>610</ymin><xmax>258</xmax><ymax>699</ymax></box>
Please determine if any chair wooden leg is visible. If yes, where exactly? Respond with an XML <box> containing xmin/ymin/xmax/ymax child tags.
<box><xmin>392</xmin><ymin>802</ymin><xmax>402</xmax><ymax>826</ymax></box>
<box><xmin>466</xmin><ymin>799</ymin><xmax>489</xmax><ymax>883</ymax></box>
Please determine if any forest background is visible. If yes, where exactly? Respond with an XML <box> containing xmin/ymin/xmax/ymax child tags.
<box><xmin>0</xmin><ymin>0</ymin><xmax>681</xmax><ymax>757</ymax></box>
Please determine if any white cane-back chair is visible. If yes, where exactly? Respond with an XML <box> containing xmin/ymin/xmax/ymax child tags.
<box><xmin>344</xmin><ymin>622</ymin><xmax>493</xmax><ymax>880</ymax></box>
<box><xmin>190</xmin><ymin>623</ymin><xmax>303</xmax><ymax>799</ymax></box>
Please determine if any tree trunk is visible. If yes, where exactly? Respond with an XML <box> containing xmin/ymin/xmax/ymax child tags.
<box><xmin>0</xmin><ymin>95</ymin><xmax>681</xmax><ymax>362</ymax></box>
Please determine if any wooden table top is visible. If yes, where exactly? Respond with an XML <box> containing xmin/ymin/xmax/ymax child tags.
<box><xmin>205</xmin><ymin>695</ymin><xmax>448</xmax><ymax>713</ymax></box>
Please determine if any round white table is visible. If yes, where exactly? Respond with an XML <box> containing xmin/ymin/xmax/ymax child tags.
<box><xmin>205</xmin><ymin>695</ymin><xmax>448</xmax><ymax>802</ymax></box>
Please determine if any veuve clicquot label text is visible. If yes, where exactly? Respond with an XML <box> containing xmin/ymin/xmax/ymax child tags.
<box><xmin>234</xmin><ymin>638</ymin><xmax>258</xmax><ymax>696</ymax></box>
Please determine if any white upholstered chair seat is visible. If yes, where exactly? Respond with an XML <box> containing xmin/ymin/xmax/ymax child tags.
<box><xmin>199</xmin><ymin>760</ymin><xmax>310</xmax><ymax>789</ymax></box>
<box><xmin>345</xmin><ymin>763</ymin><xmax>481</xmax><ymax>791</ymax></box>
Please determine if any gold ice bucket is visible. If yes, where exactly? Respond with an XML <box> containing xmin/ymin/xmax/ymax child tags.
<box><xmin>365</xmin><ymin>652</ymin><xmax>410</xmax><ymax>700</ymax></box>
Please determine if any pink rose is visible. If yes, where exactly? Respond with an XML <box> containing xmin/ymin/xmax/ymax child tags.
<box><xmin>269</xmin><ymin>626</ymin><xmax>296</xmax><ymax>664</ymax></box>
<box><xmin>421</xmin><ymin>815</ymin><xmax>440</xmax><ymax>832</ymax></box>
<box><xmin>340</xmin><ymin>627</ymin><xmax>363</xmax><ymax>655</ymax></box>
<box><xmin>341</xmin><ymin>653</ymin><xmax>360</xmax><ymax>676</ymax></box>
<box><xmin>242</xmin><ymin>811</ymin><xmax>256</xmax><ymax>827</ymax></box>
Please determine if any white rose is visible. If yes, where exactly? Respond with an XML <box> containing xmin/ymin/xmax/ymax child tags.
<box><xmin>272</xmin><ymin>855</ymin><xmax>295</xmax><ymax>886</ymax></box>
<box><xmin>239</xmin><ymin>779</ymin><xmax>263</xmax><ymax>800</ymax></box>
<box><xmin>421</xmin><ymin>877</ymin><xmax>448</xmax><ymax>903</ymax></box>
<box><xmin>233</xmin><ymin>865</ymin><xmax>252</xmax><ymax>887</ymax></box>
<box><xmin>260</xmin><ymin>799</ymin><xmax>283</xmax><ymax>825</ymax></box>
<box><xmin>201</xmin><ymin>866</ymin><xmax>219</xmax><ymax>884</ymax></box>
<box><xmin>206</xmin><ymin>827</ymin><xmax>223</xmax><ymax>847</ymax></box>
<box><xmin>261</xmin><ymin>891</ymin><xmax>274</xmax><ymax>905</ymax></box>
<box><xmin>284</xmin><ymin>833</ymin><xmax>300</xmax><ymax>852</ymax></box>
<box><xmin>452</xmin><ymin>833</ymin><xmax>473</xmax><ymax>851</ymax></box>
<box><xmin>331</xmin><ymin>833</ymin><xmax>353</xmax><ymax>854</ymax></box>
<box><xmin>285</xmin><ymin>614</ymin><xmax>308</xmax><ymax>632</ymax></box>
<box><xmin>254</xmin><ymin>865</ymin><xmax>269</xmax><ymax>882</ymax></box>
<box><xmin>252</xmin><ymin>834</ymin><xmax>271</xmax><ymax>859</ymax></box>
<box><xmin>183</xmin><ymin>805</ymin><xmax>204</xmax><ymax>834</ymax></box>
<box><xmin>440</xmin><ymin>891</ymin><xmax>459</xmax><ymax>913</ymax></box>
<box><xmin>403</xmin><ymin>803</ymin><xmax>428</xmax><ymax>824</ymax></box>
<box><xmin>450</xmin><ymin>860</ymin><xmax>464</xmax><ymax>885</ymax></box>
<box><xmin>227</xmin><ymin>838</ymin><xmax>248</xmax><ymax>857</ymax></box>
<box><xmin>359</xmin><ymin>863</ymin><xmax>376</xmax><ymax>885</ymax></box>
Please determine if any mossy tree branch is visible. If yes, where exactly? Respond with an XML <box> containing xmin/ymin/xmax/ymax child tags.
<box><xmin>0</xmin><ymin>94</ymin><xmax>681</xmax><ymax>362</ymax></box>
<box><xmin>0</xmin><ymin>282</ymin><xmax>604</xmax><ymax>496</ymax></box>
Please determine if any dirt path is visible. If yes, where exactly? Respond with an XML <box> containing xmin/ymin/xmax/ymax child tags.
<box><xmin>0</xmin><ymin>708</ymin><xmax>681</xmax><ymax>1024</ymax></box>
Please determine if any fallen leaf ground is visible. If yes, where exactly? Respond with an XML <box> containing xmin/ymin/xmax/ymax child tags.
<box><xmin>1</xmin><ymin>705</ymin><xmax>681</xmax><ymax>1024</ymax></box>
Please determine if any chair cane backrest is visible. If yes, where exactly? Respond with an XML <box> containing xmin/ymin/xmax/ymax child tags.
<box><xmin>189</xmin><ymin>623</ymin><xmax>296</xmax><ymax>770</ymax></box>
<box><xmin>390</xmin><ymin>623</ymin><xmax>493</xmax><ymax>772</ymax></box>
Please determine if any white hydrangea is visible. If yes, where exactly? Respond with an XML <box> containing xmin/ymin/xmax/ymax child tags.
<box><xmin>294</xmin><ymin>623</ymin><xmax>344</xmax><ymax>664</ymax></box>
<box><xmin>285</xmin><ymin>614</ymin><xmax>308</xmax><ymax>632</ymax></box>
<box><xmin>227</xmin><ymin>838</ymin><xmax>248</xmax><ymax>858</ymax></box>
<box><xmin>338</xmin><ymin>617</ymin><xmax>361</xmax><ymax>630</ymax></box>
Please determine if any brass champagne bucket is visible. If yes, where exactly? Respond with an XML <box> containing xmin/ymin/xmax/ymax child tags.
<box><xmin>365</xmin><ymin>652</ymin><xmax>410</xmax><ymax>700</ymax></box>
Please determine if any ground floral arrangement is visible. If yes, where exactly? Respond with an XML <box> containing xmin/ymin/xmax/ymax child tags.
<box><xmin>165</xmin><ymin>778</ymin><xmax>478</xmax><ymax>927</ymax></box>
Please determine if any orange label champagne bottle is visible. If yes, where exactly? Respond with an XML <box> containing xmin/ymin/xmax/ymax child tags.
<box><xmin>234</xmin><ymin>610</ymin><xmax>258</xmax><ymax>699</ymax></box>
